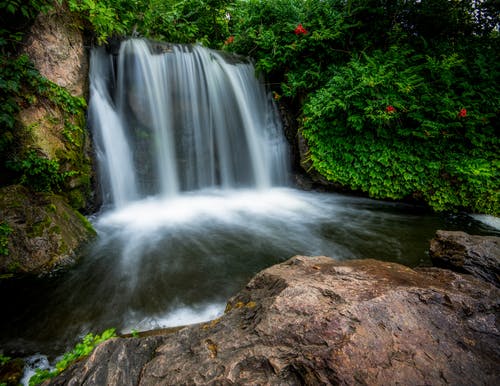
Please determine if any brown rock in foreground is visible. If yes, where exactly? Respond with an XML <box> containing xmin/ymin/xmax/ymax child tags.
<box><xmin>47</xmin><ymin>256</ymin><xmax>499</xmax><ymax>385</ymax></box>
<box><xmin>430</xmin><ymin>230</ymin><xmax>500</xmax><ymax>287</ymax></box>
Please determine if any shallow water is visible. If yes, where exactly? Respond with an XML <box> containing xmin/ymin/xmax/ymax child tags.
<box><xmin>1</xmin><ymin>188</ymin><xmax>497</xmax><ymax>357</ymax></box>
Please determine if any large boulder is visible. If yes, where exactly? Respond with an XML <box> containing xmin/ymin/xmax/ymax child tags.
<box><xmin>46</xmin><ymin>255</ymin><xmax>499</xmax><ymax>385</ymax></box>
<box><xmin>430</xmin><ymin>230</ymin><xmax>500</xmax><ymax>287</ymax></box>
<box><xmin>0</xmin><ymin>185</ymin><xmax>95</xmax><ymax>275</ymax></box>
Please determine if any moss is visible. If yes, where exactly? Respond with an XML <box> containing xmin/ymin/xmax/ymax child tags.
<box><xmin>67</xmin><ymin>189</ymin><xmax>85</xmax><ymax>210</ymax></box>
<box><xmin>28</xmin><ymin>216</ymin><xmax>52</xmax><ymax>238</ymax></box>
<box><xmin>46</xmin><ymin>203</ymin><xmax>57</xmax><ymax>213</ymax></box>
<box><xmin>0</xmin><ymin>185</ymin><xmax>96</xmax><ymax>275</ymax></box>
<box><xmin>74</xmin><ymin>211</ymin><xmax>96</xmax><ymax>236</ymax></box>
<box><xmin>7</xmin><ymin>261</ymin><xmax>22</xmax><ymax>273</ymax></box>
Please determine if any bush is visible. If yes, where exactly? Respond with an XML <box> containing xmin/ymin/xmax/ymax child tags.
<box><xmin>301</xmin><ymin>44</ymin><xmax>499</xmax><ymax>214</ymax></box>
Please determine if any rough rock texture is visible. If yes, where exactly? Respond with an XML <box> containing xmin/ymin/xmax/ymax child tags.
<box><xmin>430</xmin><ymin>230</ymin><xmax>500</xmax><ymax>287</ymax></box>
<box><xmin>16</xmin><ymin>3</ymin><xmax>94</xmax><ymax>211</ymax></box>
<box><xmin>22</xmin><ymin>3</ymin><xmax>88</xmax><ymax>97</ymax></box>
<box><xmin>0</xmin><ymin>185</ymin><xmax>95</xmax><ymax>275</ymax></box>
<box><xmin>47</xmin><ymin>256</ymin><xmax>499</xmax><ymax>385</ymax></box>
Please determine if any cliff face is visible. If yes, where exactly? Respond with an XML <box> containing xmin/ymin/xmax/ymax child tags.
<box><xmin>19</xmin><ymin>2</ymin><xmax>93</xmax><ymax>211</ymax></box>
<box><xmin>23</xmin><ymin>3</ymin><xmax>88</xmax><ymax>98</ymax></box>
<box><xmin>0</xmin><ymin>4</ymin><xmax>95</xmax><ymax>275</ymax></box>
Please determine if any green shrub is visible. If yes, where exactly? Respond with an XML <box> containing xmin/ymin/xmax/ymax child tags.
<box><xmin>301</xmin><ymin>44</ymin><xmax>499</xmax><ymax>214</ymax></box>
<box><xmin>7</xmin><ymin>150</ymin><xmax>75</xmax><ymax>192</ymax></box>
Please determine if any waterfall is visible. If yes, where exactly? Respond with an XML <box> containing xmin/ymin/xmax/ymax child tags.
<box><xmin>89</xmin><ymin>39</ymin><xmax>289</xmax><ymax>207</ymax></box>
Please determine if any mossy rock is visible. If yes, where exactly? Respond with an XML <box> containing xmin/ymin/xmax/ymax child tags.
<box><xmin>0</xmin><ymin>357</ymin><xmax>24</xmax><ymax>386</ymax></box>
<box><xmin>0</xmin><ymin>184</ymin><xmax>96</xmax><ymax>275</ymax></box>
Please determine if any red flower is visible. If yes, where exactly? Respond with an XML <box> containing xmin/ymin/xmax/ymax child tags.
<box><xmin>224</xmin><ymin>36</ymin><xmax>234</xmax><ymax>45</ymax></box>
<box><xmin>458</xmin><ymin>108</ymin><xmax>467</xmax><ymax>118</ymax></box>
<box><xmin>294</xmin><ymin>23</ymin><xmax>307</xmax><ymax>35</ymax></box>
<box><xmin>385</xmin><ymin>105</ymin><xmax>396</xmax><ymax>113</ymax></box>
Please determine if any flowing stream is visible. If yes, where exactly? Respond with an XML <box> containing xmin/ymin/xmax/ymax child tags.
<box><xmin>1</xmin><ymin>39</ymin><xmax>498</xmax><ymax>361</ymax></box>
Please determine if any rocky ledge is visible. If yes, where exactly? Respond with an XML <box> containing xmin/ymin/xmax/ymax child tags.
<box><xmin>46</xmin><ymin>239</ymin><xmax>499</xmax><ymax>385</ymax></box>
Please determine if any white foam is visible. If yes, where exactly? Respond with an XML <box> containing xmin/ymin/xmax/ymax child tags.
<box><xmin>97</xmin><ymin>188</ymin><xmax>315</xmax><ymax>232</ymax></box>
<box><xmin>471</xmin><ymin>214</ymin><xmax>500</xmax><ymax>231</ymax></box>
<box><xmin>122</xmin><ymin>303</ymin><xmax>225</xmax><ymax>333</ymax></box>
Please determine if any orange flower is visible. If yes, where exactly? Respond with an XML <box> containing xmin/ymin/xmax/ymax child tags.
<box><xmin>224</xmin><ymin>36</ymin><xmax>234</xmax><ymax>45</ymax></box>
<box><xmin>458</xmin><ymin>108</ymin><xmax>467</xmax><ymax>118</ymax></box>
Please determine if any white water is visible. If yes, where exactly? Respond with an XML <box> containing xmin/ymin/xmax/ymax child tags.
<box><xmin>90</xmin><ymin>39</ymin><xmax>288</xmax><ymax>208</ymax></box>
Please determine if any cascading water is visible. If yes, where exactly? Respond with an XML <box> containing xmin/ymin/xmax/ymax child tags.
<box><xmin>89</xmin><ymin>39</ymin><xmax>289</xmax><ymax>206</ymax></box>
<box><xmin>1</xmin><ymin>39</ymin><xmax>498</xmax><ymax>366</ymax></box>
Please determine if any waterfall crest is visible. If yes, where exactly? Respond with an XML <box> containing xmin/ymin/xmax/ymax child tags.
<box><xmin>89</xmin><ymin>39</ymin><xmax>289</xmax><ymax>208</ymax></box>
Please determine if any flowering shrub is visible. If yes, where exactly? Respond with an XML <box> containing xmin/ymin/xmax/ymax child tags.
<box><xmin>301</xmin><ymin>44</ymin><xmax>499</xmax><ymax>214</ymax></box>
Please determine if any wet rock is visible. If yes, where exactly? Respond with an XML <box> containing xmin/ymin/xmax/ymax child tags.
<box><xmin>0</xmin><ymin>185</ymin><xmax>95</xmax><ymax>275</ymax></box>
<box><xmin>430</xmin><ymin>230</ymin><xmax>500</xmax><ymax>287</ymax></box>
<box><xmin>47</xmin><ymin>256</ymin><xmax>499</xmax><ymax>385</ymax></box>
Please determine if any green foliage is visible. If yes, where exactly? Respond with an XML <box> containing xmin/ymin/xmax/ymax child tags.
<box><xmin>0</xmin><ymin>222</ymin><xmax>12</xmax><ymax>256</ymax></box>
<box><xmin>0</xmin><ymin>0</ymin><xmax>53</xmax><ymax>50</ymax></box>
<box><xmin>227</xmin><ymin>0</ymin><xmax>348</xmax><ymax>95</ymax></box>
<box><xmin>66</xmin><ymin>0</ymin><xmax>233</xmax><ymax>46</ymax></box>
<box><xmin>29</xmin><ymin>328</ymin><xmax>116</xmax><ymax>386</ymax></box>
<box><xmin>1</xmin><ymin>50</ymin><xmax>86</xmax><ymax>190</ymax></box>
<box><xmin>7</xmin><ymin>150</ymin><xmax>75</xmax><ymax>192</ymax></box>
<box><xmin>0</xmin><ymin>353</ymin><xmax>11</xmax><ymax>366</ymax></box>
<box><xmin>301</xmin><ymin>43</ymin><xmax>499</xmax><ymax>214</ymax></box>
<box><xmin>0</xmin><ymin>54</ymin><xmax>39</xmax><ymax>154</ymax></box>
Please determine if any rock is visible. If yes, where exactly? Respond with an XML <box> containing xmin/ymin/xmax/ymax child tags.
<box><xmin>46</xmin><ymin>256</ymin><xmax>499</xmax><ymax>385</ymax></box>
<box><xmin>430</xmin><ymin>230</ymin><xmax>500</xmax><ymax>287</ymax></box>
<box><xmin>0</xmin><ymin>185</ymin><xmax>95</xmax><ymax>275</ymax></box>
<box><xmin>15</xmin><ymin>3</ymin><xmax>94</xmax><ymax>211</ymax></box>
<box><xmin>22</xmin><ymin>3</ymin><xmax>88</xmax><ymax>98</ymax></box>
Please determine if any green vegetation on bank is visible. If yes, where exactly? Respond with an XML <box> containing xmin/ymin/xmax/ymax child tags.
<box><xmin>1</xmin><ymin>0</ymin><xmax>498</xmax><ymax>214</ymax></box>
<box><xmin>28</xmin><ymin>328</ymin><xmax>116</xmax><ymax>385</ymax></box>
